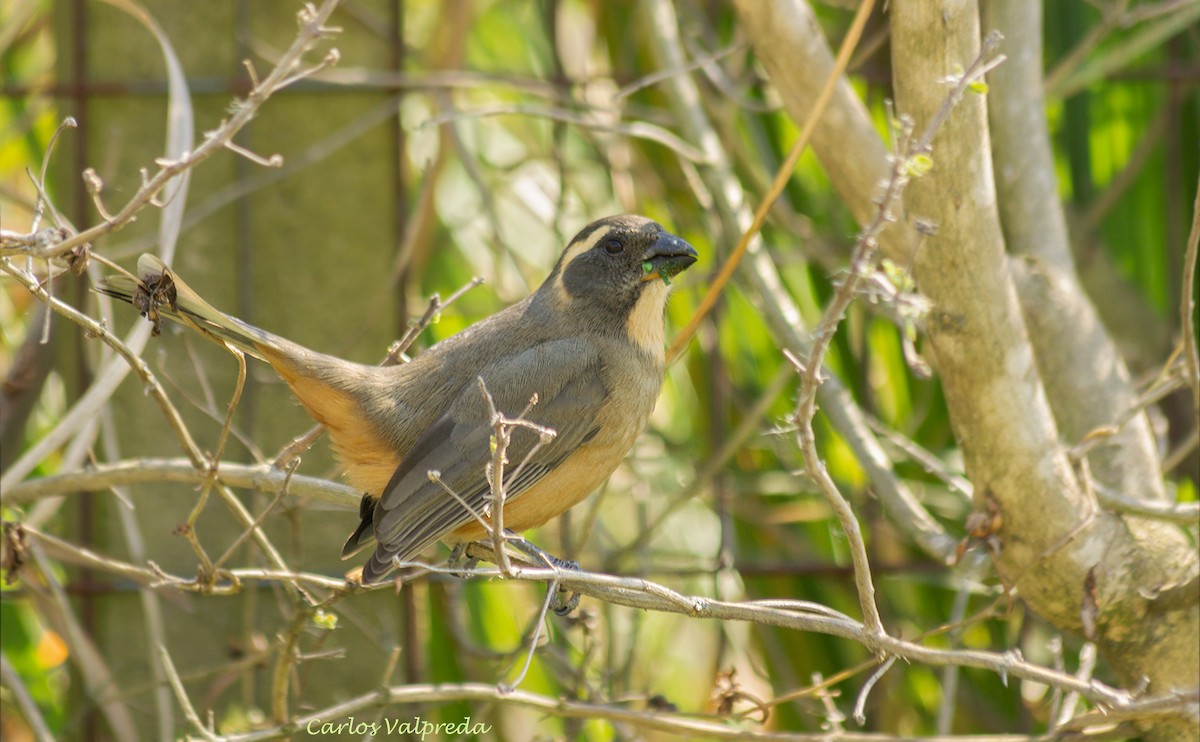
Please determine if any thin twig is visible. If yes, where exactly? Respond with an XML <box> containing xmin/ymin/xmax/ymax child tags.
<box><xmin>212</xmin><ymin>460</ymin><xmax>300</xmax><ymax>572</ymax></box>
<box><xmin>607</xmin><ymin>364</ymin><xmax>793</xmax><ymax>565</ymax></box>
<box><xmin>271</xmin><ymin>607</ymin><xmax>308</xmax><ymax>724</ymax></box>
<box><xmin>23</xmin><ymin>546</ymin><xmax>139</xmax><ymax>739</ymax></box>
<box><xmin>665</xmin><ymin>0</ymin><xmax>878</xmax><ymax>363</ymax></box>
<box><xmin>1045</xmin><ymin>0</ymin><xmax>1200</xmax><ymax>98</ymax></box>
<box><xmin>1182</xmin><ymin>172</ymin><xmax>1200</xmax><ymax>434</ymax></box>
<box><xmin>99</xmin><ymin>413</ymin><xmax>176</xmax><ymax>739</ymax></box>
<box><xmin>0</xmin><ymin>0</ymin><xmax>345</xmax><ymax>262</ymax></box>
<box><xmin>865</xmin><ymin>414</ymin><xmax>974</xmax><ymax>499</ymax></box>
<box><xmin>614</xmin><ymin>41</ymin><xmax>746</xmax><ymax>101</ymax></box>
<box><xmin>0</xmin><ymin>259</ymin><xmax>206</xmax><ymax>471</ymax></box>
<box><xmin>427</xmin><ymin>472</ymin><xmax>493</xmax><ymax>535</ymax></box>
<box><xmin>809</xmin><ymin>672</ymin><xmax>846</xmax><ymax>734</ymax></box>
<box><xmin>1163</xmin><ymin>426</ymin><xmax>1199</xmax><ymax>473</ymax></box>
<box><xmin>13</xmin><ymin>523</ymin><xmax>1177</xmax><ymax>714</ymax></box>
<box><xmin>1069</xmin><ymin>359</ymin><xmax>1189</xmax><ymax>461</ymax></box>
<box><xmin>1092</xmin><ymin>481</ymin><xmax>1200</xmax><ymax>525</ymax></box>
<box><xmin>420</xmin><ymin>104</ymin><xmax>712</xmax><ymax>164</ymax></box>
<box><xmin>0</xmin><ymin>262</ymin><xmax>302</xmax><ymax>591</ymax></box>
<box><xmin>0</xmin><ymin>653</ymin><xmax>55</xmax><ymax>742</ymax></box>
<box><xmin>789</xmin><ymin>31</ymin><xmax>1006</xmax><ymax>642</ymax></box>
<box><xmin>852</xmin><ymin>655</ymin><xmax>895</xmax><ymax>725</ymax></box>
<box><xmin>1054</xmin><ymin>642</ymin><xmax>1098</xmax><ymax>730</ymax></box>
<box><xmin>477</xmin><ymin>378</ymin><xmax>557</xmax><ymax>576</ymax></box>
<box><xmin>935</xmin><ymin>576</ymin><xmax>975</xmax><ymax>734</ymax></box>
<box><xmin>1</xmin><ymin>457</ymin><xmax>358</xmax><ymax>507</ymax></box>
<box><xmin>500</xmin><ymin>578</ymin><xmax>556</xmax><ymax>693</ymax></box>
<box><xmin>29</xmin><ymin>117</ymin><xmax>77</xmax><ymax>234</ymax></box>
<box><xmin>480</xmin><ymin>379</ymin><xmax>514</xmax><ymax>575</ymax></box>
<box><xmin>158</xmin><ymin>643</ymin><xmax>218</xmax><ymax>741</ymax></box>
<box><xmin>210</xmin><ymin>342</ymin><xmax>248</xmax><ymax>467</ymax></box>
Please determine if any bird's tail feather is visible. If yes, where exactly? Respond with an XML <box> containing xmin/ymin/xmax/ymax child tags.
<box><xmin>340</xmin><ymin>495</ymin><xmax>376</xmax><ymax>559</ymax></box>
<box><xmin>97</xmin><ymin>254</ymin><xmax>278</xmax><ymax>360</ymax></box>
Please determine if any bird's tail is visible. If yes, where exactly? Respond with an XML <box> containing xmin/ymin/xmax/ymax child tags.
<box><xmin>97</xmin><ymin>254</ymin><xmax>279</xmax><ymax>360</ymax></box>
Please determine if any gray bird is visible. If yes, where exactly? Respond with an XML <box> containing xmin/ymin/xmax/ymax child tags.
<box><xmin>99</xmin><ymin>215</ymin><xmax>698</xmax><ymax>584</ymax></box>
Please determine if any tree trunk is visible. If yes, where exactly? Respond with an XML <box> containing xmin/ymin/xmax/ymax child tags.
<box><xmin>891</xmin><ymin>2</ymin><xmax>1198</xmax><ymax>739</ymax></box>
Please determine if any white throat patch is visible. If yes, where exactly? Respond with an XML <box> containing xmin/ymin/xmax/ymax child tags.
<box><xmin>626</xmin><ymin>279</ymin><xmax>670</xmax><ymax>361</ymax></box>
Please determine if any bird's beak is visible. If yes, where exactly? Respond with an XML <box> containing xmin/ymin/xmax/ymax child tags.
<box><xmin>640</xmin><ymin>233</ymin><xmax>698</xmax><ymax>285</ymax></box>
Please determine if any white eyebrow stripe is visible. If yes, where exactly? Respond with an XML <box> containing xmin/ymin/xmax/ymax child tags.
<box><xmin>554</xmin><ymin>225</ymin><xmax>612</xmax><ymax>302</ymax></box>
<box><xmin>565</xmin><ymin>226</ymin><xmax>609</xmax><ymax>264</ymax></box>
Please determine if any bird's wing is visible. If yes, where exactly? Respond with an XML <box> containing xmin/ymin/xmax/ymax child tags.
<box><xmin>362</xmin><ymin>338</ymin><xmax>606</xmax><ymax>582</ymax></box>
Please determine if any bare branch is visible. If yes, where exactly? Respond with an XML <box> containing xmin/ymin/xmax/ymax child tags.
<box><xmin>0</xmin><ymin>0</ymin><xmax>345</xmax><ymax>261</ymax></box>
<box><xmin>1182</xmin><ymin>174</ymin><xmax>1200</xmax><ymax>433</ymax></box>
<box><xmin>157</xmin><ymin>644</ymin><xmax>218</xmax><ymax>741</ymax></box>
<box><xmin>668</xmin><ymin>0</ymin><xmax>878</xmax><ymax>361</ymax></box>
<box><xmin>14</xmin><ymin>522</ymin><xmax>1196</xmax><ymax>727</ymax></box>
<box><xmin>0</xmin><ymin>653</ymin><xmax>55</xmax><ymax>742</ymax></box>
<box><xmin>789</xmin><ymin>31</ymin><xmax>1005</xmax><ymax>642</ymax></box>
<box><xmin>1</xmin><ymin>457</ymin><xmax>358</xmax><ymax>508</ymax></box>
<box><xmin>419</xmin><ymin>104</ymin><xmax>712</xmax><ymax>165</ymax></box>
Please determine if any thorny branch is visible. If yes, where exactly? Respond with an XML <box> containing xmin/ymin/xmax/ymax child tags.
<box><xmin>13</xmin><ymin>521</ymin><xmax>1198</xmax><ymax>731</ymax></box>
<box><xmin>475</xmin><ymin>378</ymin><xmax>557</xmax><ymax>577</ymax></box>
<box><xmin>0</xmin><ymin>9</ymin><xmax>358</xmax><ymax>739</ymax></box>
<box><xmin>0</xmin><ymin>457</ymin><xmax>359</xmax><ymax>507</ymax></box>
<box><xmin>2</xmin><ymin>2</ymin><xmax>1193</xmax><ymax>738</ymax></box>
<box><xmin>0</xmin><ymin>255</ymin><xmax>302</xmax><ymax>597</ymax></box>
<box><xmin>1182</xmin><ymin>175</ymin><xmax>1200</xmax><ymax>436</ymax></box>
<box><xmin>421</xmin><ymin>104</ymin><xmax>711</xmax><ymax>165</ymax></box>
<box><xmin>210</xmin><ymin>681</ymin><xmax>1195</xmax><ymax>742</ymax></box>
<box><xmin>0</xmin><ymin>0</ymin><xmax>344</xmax><ymax>262</ymax></box>
<box><xmin>665</xmin><ymin>0</ymin><xmax>878</xmax><ymax>362</ymax></box>
<box><xmin>788</xmin><ymin>32</ymin><xmax>1006</xmax><ymax>643</ymax></box>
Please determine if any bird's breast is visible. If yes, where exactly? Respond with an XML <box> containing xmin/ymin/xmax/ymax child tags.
<box><xmin>448</xmin><ymin>415</ymin><xmax>643</xmax><ymax>540</ymax></box>
<box><xmin>450</xmin><ymin>360</ymin><xmax>660</xmax><ymax>541</ymax></box>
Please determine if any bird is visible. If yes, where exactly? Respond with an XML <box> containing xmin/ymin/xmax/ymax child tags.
<box><xmin>98</xmin><ymin>215</ymin><xmax>698</xmax><ymax>585</ymax></box>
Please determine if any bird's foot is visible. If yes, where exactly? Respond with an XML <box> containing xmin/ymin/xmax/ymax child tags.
<box><xmin>447</xmin><ymin>542</ymin><xmax>479</xmax><ymax>578</ymax></box>
<box><xmin>550</xmin><ymin>585</ymin><xmax>581</xmax><ymax>617</ymax></box>
<box><xmin>507</xmin><ymin>535</ymin><xmax>581</xmax><ymax>616</ymax></box>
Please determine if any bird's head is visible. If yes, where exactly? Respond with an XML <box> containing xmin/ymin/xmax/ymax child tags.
<box><xmin>541</xmin><ymin>215</ymin><xmax>698</xmax><ymax>353</ymax></box>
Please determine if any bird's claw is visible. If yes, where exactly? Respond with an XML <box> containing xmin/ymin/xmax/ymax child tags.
<box><xmin>447</xmin><ymin>542</ymin><xmax>479</xmax><ymax>578</ymax></box>
<box><xmin>508</xmin><ymin>535</ymin><xmax>583</xmax><ymax>616</ymax></box>
<box><xmin>551</xmin><ymin>584</ymin><xmax>581</xmax><ymax>616</ymax></box>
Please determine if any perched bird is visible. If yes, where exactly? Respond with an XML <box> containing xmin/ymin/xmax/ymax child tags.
<box><xmin>99</xmin><ymin>215</ymin><xmax>698</xmax><ymax>584</ymax></box>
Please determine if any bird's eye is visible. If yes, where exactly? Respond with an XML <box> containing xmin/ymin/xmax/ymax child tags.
<box><xmin>604</xmin><ymin>237</ymin><xmax>624</xmax><ymax>255</ymax></box>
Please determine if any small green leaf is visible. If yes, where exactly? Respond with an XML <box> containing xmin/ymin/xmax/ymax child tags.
<box><xmin>968</xmin><ymin>80</ymin><xmax>989</xmax><ymax>95</ymax></box>
<box><xmin>905</xmin><ymin>154</ymin><xmax>933</xmax><ymax>177</ymax></box>
<box><xmin>312</xmin><ymin>609</ymin><xmax>338</xmax><ymax>630</ymax></box>
<box><xmin>642</xmin><ymin>261</ymin><xmax>654</xmax><ymax>274</ymax></box>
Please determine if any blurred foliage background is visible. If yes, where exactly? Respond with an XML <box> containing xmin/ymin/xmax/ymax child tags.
<box><xmin>1</xmin><ymin>0</ymin><xmax>1196</xmax><ymax>739</ymax></box>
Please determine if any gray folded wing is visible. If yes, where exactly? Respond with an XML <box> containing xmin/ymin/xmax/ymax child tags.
<box><xmin>362</xmin><ymin>338</ymin><xmax>606</xmax><ymax>582</ymax></box>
